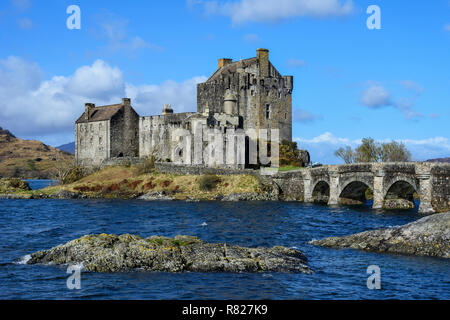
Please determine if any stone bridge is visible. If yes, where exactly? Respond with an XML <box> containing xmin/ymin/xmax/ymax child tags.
<box><xmin>271</xmin><ymin>162</ymin><xmax>450</xmax><ymax>214</ymax></box>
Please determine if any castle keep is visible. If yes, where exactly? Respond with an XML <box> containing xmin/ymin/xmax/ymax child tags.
<box><xmin>75</xmin><ymin>49</ymin><xmax>293</xmax><ymax>168</ymax></box>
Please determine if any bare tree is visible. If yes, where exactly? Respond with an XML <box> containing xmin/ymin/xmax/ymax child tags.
<box><xmin>334</xmin><ymin>146</ymin><xmax>354</xmax><ymax>164</ymax></box>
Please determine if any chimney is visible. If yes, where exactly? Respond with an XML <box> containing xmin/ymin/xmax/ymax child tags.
<box><xmin>122</xmin><ymin>98</ymin><xmax>131</xmax><ymax>106</ymax></box>
<box><xmin>162</xmin><ymin>104</ymin><xmax>173</xmax><ymax>115</ymax></box>
<box><xmin>218</xmin><ymin>58</ymin><xmax>233</xmax><ymax>69</ymax></box>
<box><xmin>257</xmin><ymin>48</ymin><xmax>269</xmax><ymax>78</ymax></box>
<box><xmin>85</xmin><ymin>103</ymin><xmax>95</xmax><ymax>121</ymax></box>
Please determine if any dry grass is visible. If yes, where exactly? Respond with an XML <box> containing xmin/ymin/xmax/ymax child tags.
<box><xmin>0</xmin><ymin>133</ymin><xmax>73</xmax><ymax>178</ymax></box>
<box><xmin>48</xmin><ymin>165</ymin><xmax>262</xmax><ymax>200</ymax></box>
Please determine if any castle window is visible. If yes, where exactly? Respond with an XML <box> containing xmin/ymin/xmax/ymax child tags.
<box><xmin>99</xmin><ymin>137</ymin><xmax>103</xmax><ymax>145</ymax></box>
<box><xmin>265</xmin><ymin>104</ymin><xmax>270</xmax><ymax>119</ymax></box>
<box><xmin>285</xmin><ymin>113</ymin><xmax>287</xmax><ymax>120</ymax></box>
<box><xmin>260</xmin><ymin>79</ymin><xmax>264</xmax><ymax>86</ymax></box>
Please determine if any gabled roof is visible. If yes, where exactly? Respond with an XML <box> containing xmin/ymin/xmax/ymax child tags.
<box><xmin>207</xmin><ymin>57</ymin><xmax>258</xmax><ymax>82</ymax></box>
<box><xmin>75</xmin><ymin>104</ymin><xmax>123</xmax><ymax>124</ymax></box>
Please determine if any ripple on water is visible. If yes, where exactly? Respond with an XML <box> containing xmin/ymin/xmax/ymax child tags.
<box><xmin>0</xmin><ymin>198</ymin><xmax>448</xmax><ymax>299</ymax></box>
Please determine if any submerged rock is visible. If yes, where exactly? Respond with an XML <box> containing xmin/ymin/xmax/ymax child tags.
<box><xmin>27</xmin><ymin>234</ymin><xmax>312</xmax><ymax>273</ymax></box>
<box><xmin>48</xmin><ymin>190</ymin><xmax>79</xmax><ymax>199</ymax></box>
<box><xmin>138</xmin><ymin>191</ymin><xmax>174</xmax><ymax>201</ymax></box>
<box><xmin>221</xmin><ymin>192</ymin><xmax>278</xmax><ymax>201</ymax></box>
<box><xmin>311</xmin><ymin>212</ymin><xmax>450</xmax><ymax>258</ymax></box>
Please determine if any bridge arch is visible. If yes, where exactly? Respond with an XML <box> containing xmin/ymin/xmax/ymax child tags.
<box><xmin>383</xmin><ymin>178</ymin><xmax>419</xmax><ymax>210</ymax></box>
<box><xmin>338</xmin><ymin>180</ymin><xmax>373</xmax><ymax>205</ymax></box>
<box><xmin>311</xmin><ymin>180</ymin><xmax>330</xmax><ymax>204</ymax></box>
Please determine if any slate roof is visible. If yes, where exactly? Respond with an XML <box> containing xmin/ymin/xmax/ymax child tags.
<box><xmin>207</xmin><ymin>57</ymin><xmax>258</xmax><ymax>82</ymax></box>
<box><xmin>75</xmin><ymin>104</ymin><xmax>122</xmax><ymax>123</ymax></box>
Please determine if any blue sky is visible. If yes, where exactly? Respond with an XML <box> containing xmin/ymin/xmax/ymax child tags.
<box><xmin>0</xmin><ymin>0</ymin><xmax>449</xmax><ymax>163</ymax></box>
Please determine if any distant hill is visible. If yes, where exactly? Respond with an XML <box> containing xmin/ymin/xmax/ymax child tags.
<box><xmin>426</xmin><ymin>157</ymin><xmax>450</xmax><ymax>163</ymax></box>
<box><xmin>0</xmin><ymin>127</ymin><xmax>74</xmax><ymax>179</ymax></box>
<box><xmin>57</xmin><ymin>142</ymin><xmax>75</xmax><ymax>154</ymax></box>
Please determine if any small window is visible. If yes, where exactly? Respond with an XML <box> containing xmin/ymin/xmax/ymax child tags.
<box><xmin>265</xmin><ymin>104</ymin><xmax>270</xmax><ymax>120</ymax></box>
<box><xmin>285</xmin><ymin>113</ymin><xmax>287</xmax><ymax>120</ymax></box>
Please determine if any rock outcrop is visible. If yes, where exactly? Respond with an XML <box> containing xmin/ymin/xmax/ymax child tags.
<box><xmin>27</xmin><ymin>234</ymin><xmax>312</xmax><ymax>273</ymax></box>
<box><xmin>311</xmin><ymin>212</ymin><xmax>450</xmax><ymax>258</ymax></box>
<box><xmin>138</xmin><ymin>191</ymin><xmax>174</xmax><ymax>201</ymax></box>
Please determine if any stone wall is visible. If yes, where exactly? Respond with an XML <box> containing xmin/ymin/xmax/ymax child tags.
<box><xmin>155</xmin><ymin>162</ymin><xmax>258</xmax><ymax>176</ymax></box>
<box><xmin>110</xmin><ymin>101</ymin><xmax>139</xmax><ymax>158</ymax></box>
<box><xmin>269</xmin><ymin>171</ymin><xmax>305</xmax><ymax>201</ymax></box>
<box><xmin>75</xmin><ymin>120</ymin><xmax>110</xmax><ymax>166</ymax></box>
<box><xmin>431</xmin><ymin>164</ymin><xmax>450</xmax><ymax>212</ymax></box>
<box><xmin>100</xmin><ymin>157</ymin><xmax>143</xmax><ymax>168</ymax></box>
<box><xmin>197</xmin><ymin>49</ymin><xmax>292</xmax><ymax>142</ymax></box>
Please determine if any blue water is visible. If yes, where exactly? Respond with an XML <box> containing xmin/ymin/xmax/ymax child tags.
<box><xmin>25</xmin><ymin>180</ymin><xmax>56</xmax><ymax>190</ymax></box>
<box><xmin>0</xmin><ymin>196</ymin><xmax>449</xmax><ymax>299</ymax></box>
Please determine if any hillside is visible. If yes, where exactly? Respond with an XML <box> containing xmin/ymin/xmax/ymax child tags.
<box><xmin>0</xmin><ymin>127</ymin><xmax>74</xmax><ymax>179</ymax></box>
<box><xmin>56</xmin><ymin>142</ymin><xmax>75</xmax><ymax>154</ymax></box>
<box><xmin>427</xmin><ymin>157</ymin><xmax>450</xmax><ymax>163</ymax></box>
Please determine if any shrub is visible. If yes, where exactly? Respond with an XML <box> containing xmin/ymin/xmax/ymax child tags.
<box><xmin>198</xmin><ymin>174</ymin><xmax>221</xmax><ymax>191</ymax></box>
<box><xmin>62</xmin><ymin>167</ymin><xmax>85</xmax><ymax>185</ymax></box>
<box><xmin>135</xmin><ymin>156</ymin><xmax>155</xmax><ymax>175</ymax></box>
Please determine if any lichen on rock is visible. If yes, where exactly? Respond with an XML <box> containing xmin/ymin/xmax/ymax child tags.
<box><xmin>311</xmin><ymin>212</ymin><xmax>450</xmax><ymax>258</ymax></box>
<box><xmin>27</xmin><ymin>234</ymin><xmax>313</xmax><ymax>273</ymax></box>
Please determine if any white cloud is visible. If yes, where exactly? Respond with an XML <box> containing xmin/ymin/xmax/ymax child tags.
<box><xmin>294</xmin><ymin>132</ymin><xmax>450</xmax><ymax>164</ymax></box>
<box><xmin>293</xmin><ymin>108</ymin><xmax>322</xmax><ymax>123</ymax></box>
<box><xmin>194</xmin><ymin>0</ymin><xmax>354</xmax><ymax>24</ymax></box>
<box><xmin>10</xmin><ymin>0</ymin><xmax>31</xmax><ymax>12</ymax></box>
<box><xmin>359</xmin><ymin>82</ymin><xmax>424</xmax><ymax>120</ymax></box>
<box><xmin>94</xmin><ymin>11</ymin><xmax>163</xmax><ymax>56</ymax></box>
<box><xmin>0</xmin><ymin>56</ymin><xmax>205</xmax><ymax>145</ymax></box>
<box><xmin>444</xmin><ymin>23</ymin><xmax>450</xmax><ymax>31</ymax></box>
<box><xmin>126</xmin><ymin>76</ymin><xmax>207</xmax><ymax>116</ymax></box>
<box><xmin>360</xmin><ymin>84</ymin><xmax>392</xmax><ymax>108</ymax></box>
<box><xmin>17</xmin><ymin>17</ymin><xmax>32</xmax><ymax>29</ymax></box>
<box><xmin>399</xmin><ymin>80</ymin><xmax>423</xmax><ymax>94</ymax></box>
<box><xmin>67</xmin><ymin>60</ymin><xmax>125</xmax><ymax>100</ymax></box>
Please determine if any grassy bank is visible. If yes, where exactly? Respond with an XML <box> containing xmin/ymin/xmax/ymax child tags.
<box><xmin>16</xmin><ymin>165</ymin><xmax>267</xmax><ymax>200</ymax></box>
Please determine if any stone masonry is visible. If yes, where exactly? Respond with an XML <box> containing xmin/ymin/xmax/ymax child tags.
<box><xmin>75</xmin><ymin>49</ymin><xmax>292</xmax><ymax>168</ymax></box>
<box><xmin>271</xmin><ymin>162</ymin><xmax>450</xmax><ymax>214</ymax></box>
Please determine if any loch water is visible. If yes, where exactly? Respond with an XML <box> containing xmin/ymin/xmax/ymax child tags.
<box><xmin>0</xmin><ymin>193</ymin><xmax>449</xmax><ymax>299</ymax></box>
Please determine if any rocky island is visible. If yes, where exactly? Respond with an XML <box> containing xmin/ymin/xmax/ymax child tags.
<box><xmin>27</xmin><ymin>234</ymin><xmax>313</xmax><ymax>273</ymax></box>
<box><xmin>311</xmin><ymin>212</ymin><xmax>450</xmax><ymax>258</ymax></box>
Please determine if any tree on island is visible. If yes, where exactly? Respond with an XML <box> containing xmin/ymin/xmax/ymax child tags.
<box><xmin>334</xmin><ymin>138</ymin><xmax>412</xmax><ymax>163</ymax></box>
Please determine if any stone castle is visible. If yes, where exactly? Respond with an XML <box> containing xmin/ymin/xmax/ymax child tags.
<box><xmin>75</xmin><ymin>49</ymin><xmax>293</xmax><ymax>168</ymax></box>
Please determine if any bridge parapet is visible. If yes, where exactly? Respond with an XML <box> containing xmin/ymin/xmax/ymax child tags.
<box><xmin>272</xmin><ymin>162</ymin><xmax>449</xmax><ymax>214</ymax></box>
